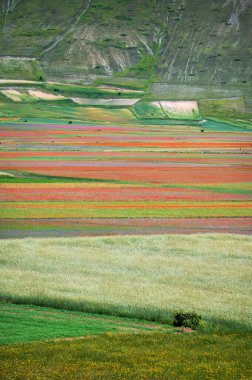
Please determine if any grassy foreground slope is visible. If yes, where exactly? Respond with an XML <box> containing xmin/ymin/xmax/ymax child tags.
<box><xmin>0</xmin><ymin>303</ymin><xmax>170</xmax><ymax>345</ymax></box>
<box><xmin>0</xmin><ymin>234</ymin><xmax>251</xmax><ymax>331</ymax></box>
<box><xmin>1</xmin><ymin>331</ymin><xmax>251</xmax><ymax>380</ymax></box>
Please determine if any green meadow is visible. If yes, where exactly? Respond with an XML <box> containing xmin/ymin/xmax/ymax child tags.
<box><xmin>1</xmin><ymin>331</ymin><xmax>251</xmax><ymax>380</ymax></box>
<box><xmin>0</xmin><ymin>302</ymin><xmax>170</xmax><ymax>345</ymax></box>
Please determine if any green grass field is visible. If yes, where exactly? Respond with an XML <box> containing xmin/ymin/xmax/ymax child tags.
<box><xmin>0</xmin><ymin>234</ymin><xmax>251</xmax><ymax>331</ymax></box>
<box><xmin>0</xmin><ymin>303</ymin><xmax>170</xmax><ymax>345</ymax></box>
<box><xmin>1</xmin><ymin>329</ymin><xmax>251</xmax><ymax>380</ymax></box>
<box><xmin>0</xmin><ymin>304</ymin><xmax>251</xmax><ymax>379</ymax></box>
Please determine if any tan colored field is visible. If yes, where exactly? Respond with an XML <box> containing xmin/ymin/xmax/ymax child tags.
<box><xmin>1</xmin><ymin>89</ymin><xmax>23</xmax><ymax>101</ymax></box>
<box><xmin>28</xmin><ymin>90</ymin><xmax>65</xmax><ymax>100</ymax></box>
<box><xmin>71</xmin><ymin>98</ymin><xmax>140</xmax><ymax>105</ymax></box>
<box><xmin>98</xmin><ymin>85</ymin><xmax>144</xmax><ymax>93</ymax></box>
<box><xmin>0</xmin><ymin>234</ymin><xmax>251</xmax><ymax>329</ymax></box>
<box><xmin>0</xmin><ymin>171</ymin><xmax>14</xmax><ymax>177</ymax></box>
<box><xmin>75</xmin><ymin>107</ymin><xmax>135</xmax><ymax>122</ymax></box>
<box><xmin>0</xmin><ymin>79</ymin><xmax>38</xmax><ymax>84</ymax></box>
<box><xmin>152</xmin><ymin>101</ymin><xmax>199</xmax><ymax>118</ymax></box>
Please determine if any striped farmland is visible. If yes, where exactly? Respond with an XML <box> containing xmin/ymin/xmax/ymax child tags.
<box><xmin>0</xmin><ymin>121</ymin><xmax>251</xmax><ymax>237</ymax></box>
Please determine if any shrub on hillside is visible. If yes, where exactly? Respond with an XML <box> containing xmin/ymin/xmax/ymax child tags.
<box><xmin>173</xmin><ymin>312</ymin><xmax>202</xmax><ymax>329</ymax></box>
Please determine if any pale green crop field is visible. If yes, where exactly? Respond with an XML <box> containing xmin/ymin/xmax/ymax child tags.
<box><xmin>0</xmin><ymin>234</ymin><xmax>251</xmax><ymax>331</ymax></box>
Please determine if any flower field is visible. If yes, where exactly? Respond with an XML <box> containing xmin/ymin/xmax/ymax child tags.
<box><xmin>0</xmin><ymin>121</ymin><xmax>251</xmax><ymax>237</ymax></box>
<box><xmin>0</xmin><ymin>117</ymin><xmax>251</xmax><ymax>380</ymax></box>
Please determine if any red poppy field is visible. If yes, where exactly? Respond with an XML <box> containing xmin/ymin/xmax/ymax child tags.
<box><xmin>0</xmin><ymin>121</ymin><xmax>251</xmax><ymax>237</ymax></box>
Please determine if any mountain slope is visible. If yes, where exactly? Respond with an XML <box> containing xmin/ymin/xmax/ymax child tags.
<box><xmin>0</xmin><ymin>0</ymin><xmax>251</xmax><ymax>88</ymax></box>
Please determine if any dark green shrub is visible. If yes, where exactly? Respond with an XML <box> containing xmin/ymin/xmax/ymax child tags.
<box><xmin>173</xmin><ymin>312</ymin><xmax>202</xmax><ymax>329</ymax></box>
<box><xmin>115</xmin><ymin>15</ymin><xmax>132</xmax><ymax>21</ymax></box>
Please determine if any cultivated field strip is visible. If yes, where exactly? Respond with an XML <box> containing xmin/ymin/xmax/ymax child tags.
<box><xmin>0</xmin><ymin>122</ymin><xmax>251</xmax><ymax>237</ymax></box>
<box><xmin>0</xmin><ymin>234</ymin><xmax>251</xmax><ymax>328</ymax></box>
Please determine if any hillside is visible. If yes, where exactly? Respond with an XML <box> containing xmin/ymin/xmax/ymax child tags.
<box><xmin>0</xmin><ymin>0</ymin><xmax>251</xmax><ymax>92</ymax></box>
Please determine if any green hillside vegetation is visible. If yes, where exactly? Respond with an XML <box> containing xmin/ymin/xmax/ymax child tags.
<box><xmin>0</xmin><ymin>58</ymin><xmax>43</xmax><ymax>81</ymax></box>
<box><xmin>0</xmin><ymin>81</ymin><xmax>145</xmax><ymax>99</ymax></box>
<box><xmin>132</xmin><ymin>101</ymin><xmax>167</xmax><ymax>119</ymax></box>
<box><xmin>1</xmin><ymin>82</ymin><xmax>251</xmax><ymax>125</ymax></box>
<box><xmin>44</xmin><ymin>83</ymin><xmax>144</xmax><ymax>98</ymax></box>
<box><xmin>198</xmin><ymin>97</ymin><xmax>251</xmax><ymax>120</ymax></box>
<box><xmin>0</xmin><ymin>0</ymin><xmax>251</xmax><ymax>90</ymax></box>
<box><xmin>0</xmin><ymin>97</ymin><xmax>136</xmax><ymax>122</ymax></box>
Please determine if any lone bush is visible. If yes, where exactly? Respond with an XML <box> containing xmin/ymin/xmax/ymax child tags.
<box><xmin>173</xmin><ymin>312</ymin><xmax>202</xmax><ymax>329</ymax></box>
